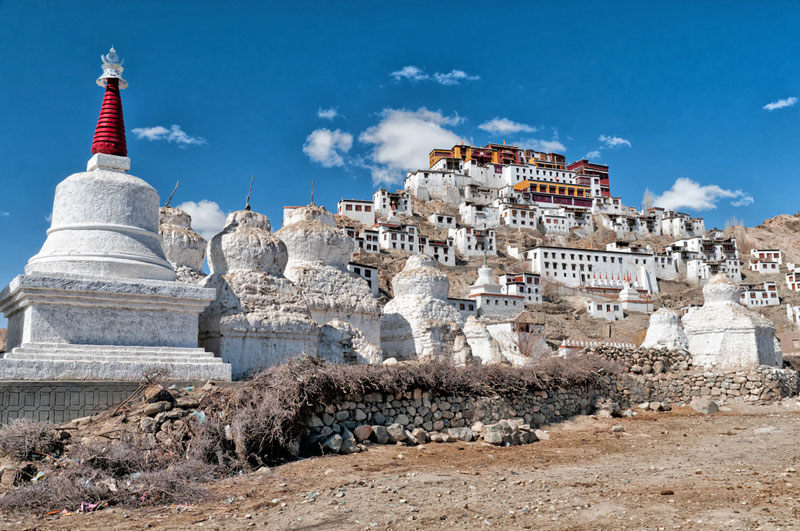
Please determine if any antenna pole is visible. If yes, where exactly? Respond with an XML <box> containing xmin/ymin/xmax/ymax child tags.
<box><xmin>165</xmin><ymin>180</ymin><xmax>179</xmax><ymax>207</ymax></box>
<box><xmin>245</xmin><ymin>176</ymin><xmax>254</xmax><ymax>211</ymax></box>
<box><xmin>311</xmin><ymin>179</ymin><xmax>315</xmax><ymax>205</ymax></box>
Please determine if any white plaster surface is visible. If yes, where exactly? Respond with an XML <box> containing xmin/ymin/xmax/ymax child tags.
<box><xmin>159</xmin><ymin>206</ymin><xmax>206</xmax><ymax>282</ymax></box>
<box><xmin>277</xmin><ymin>205</ymin><xmax>382</xmax><ymax>348</ymax></box>
<box><xmin>641</xmin><ymin>308</ymin><xmax>689</xmax><ymax>350</ymax></box>
<box><xmin>683</xmin><ymin>274</ymin><xmax>781</xmax><ymax>370</ymax></box>
<box><xmin>380</xmin><ymin>255</ymin><xmax>473</xmax><ymax>364</ymax></box>
<box><xmin>27</xmin><ymin>157</ymin><xmax>175</xmax><ymax>281</ymax></box>
<box><xmin>0</xmin><ymin>274</ymin><xmax>229</xmax><ymax>381</ymax></box>
<box><xmin>200</xmin><ymin>210</ymin><xmax>321</xmax><ymax>379</ymax></box>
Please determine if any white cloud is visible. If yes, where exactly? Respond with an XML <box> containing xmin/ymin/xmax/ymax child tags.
<box><xmin>303</xmin><ymin>128</ymin><xmax>353</xmax><ymax>168</ymax></box>
<box><xmin>649</xmin><ymin>178</ymin><xmax>754</xmax><ymax>211</ymax></box>
<box><xmin>0</xmin><ymin>211</ymin><xmax>9</xmax><ymax>217</ymax></box>
<box><xmin>432</xmin><ymin>69</ymin><xmax>480</xmax><ymax>86</ymax></box>
<box><xmin>317</xmin><ymin>107</ymin><xmax>338</xmax><ymax>120</ymax></box>
<box><xmin>478</xmin><ymin>117</ymin><xmax>536</xmax><ymax>134</ymax></box>
<box><xmin>763</xmin><ymin>97</ymin><xmax>797</xmax><ymax>111</ymax></box>
<box><xmin>358</xmin><ymin>108</ymin><xmax>463</xmax><ymax>186</ymax></box>
<box><xmin>176</xmin><ymin>200</ymin><xmax>229</xmax><ymax>240</ymax></box>
<box><xmin>517</xmin><ymin>138</ymin><xmax>567</xmax><ymax>153</ymax></box>
<box><xmin>132</xmin><ymin>125</ymin><xmax>206</xmax><ymax>146</ymax></box>
<box><xmin>389</xmin><ymin>65</ymin><xmax>479</xmax><ymax>86</ymax></box>
<box><xmin>390</xmin><ymin>65</ymin><xmax>429</xmax><ymax>82</ymax></box>
<box><xmin>599</xmin><ymin>135</ymin><xmax>631</xmax><ymax>149</ymax></box>
<box><xmin>585</xmin><ymin>150</ymin><xmax>602</xmax><ymax>160</ymax></box>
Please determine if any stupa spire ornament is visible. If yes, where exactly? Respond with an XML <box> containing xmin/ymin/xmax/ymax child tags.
<box><xmin>91</xmin><ymin>47</ymin><xmax>128</xmax><ymax>157</ymax></box>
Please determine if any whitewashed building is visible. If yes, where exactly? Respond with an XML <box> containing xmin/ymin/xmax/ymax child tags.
<box><xmin>355</xmin><ymin>229</ymin><xmax>379</xmax><ymax>254</ymax></box>
<box><xmin>419</xmin><ymin>235</ymin><xmax>455</xmax><ymax>267</ymax></box>
<box><xmin>739</xmin><ymin>281</ymin><xmax>779</xmax><ymax>307</ymax></box>
<box><xmin>428</xmin><ymin>212</ymin><xmax>456</xmax><ymax>229</ymax></box>
<box><xmin>786</xmin><ymin>265</ymin><xmax>800</xmax><ymax>291</ymax></box>
<box><xmin>750</xmin><ymin>259</ymin><xmax>780</xmax><ymax>275</ymax></box>
<box><xmin>585</xmin><ymin>300</ymin><xmax>623</xmax><ymax>321</ymax></box>
<box><xmin>618</xmin><ymin>283</ymin><xmax>654</xmax><ymax>313</ymax></box>
<box><xmin>751</xmin><ymin>249</ymin><xmax>782</xmax><ymax>265</ymax></box>
<box><xmin>499</xmin><ymin>273</ymin><xmax>542</xmax><ymax>305</ymax></box>
<box><xmin>787</xmin><ymin>303</ymin><xmax>800</xmax><ymax>324</ymax></box>
<box><xmin>499</xmin><ymin>203</ymin><xmax>539</xmax><ymax>229</ymax></box>
<box><xmin>337</xmin><ymin>199</ymin><xmax>375</xmax><ymax>226</ymax></box>
<box><xmin>347</xmin><ymin>262</ymin><xmax>379</xmax><ymax>297</ymax></box>
<box><xmin>468</xmin><ymin>265</ymin><xmax>525</xmax><ymax>317</ymax></box>
<box><xmin>447</xmin><ymin>297</ymin><xmax>477</xmax><ymax>317</ymax></box>
<box><xmin>459</xmin><ymin>202</ymin><xmax>500</xmax><ymax>229</ymax></box>
<box><xmin>376</xmin><ymin>218</ymin><xmax>419</xmax><ymax>253</ymax></box>
<box><xmin>404</xmin><ymin>170</ymin><xmax>462</xmax><ymax>204</ymax></box>
<box><xmin>373</xmin><ymin>189</ymin><xmax>412</xmax><ymax>218</ymax></box>
<box><xmin>686</xmin><ymin>258</ymin><xmax>742</xmax><ymax>284</ymax></box>
<box><xmin>661</xmin><ymin>211</ymin><xmax>705</xmax><ymax>239</ymax></box>
<box><xmin>526</xmin><ymin>245</ymin><xmax>659</xmax><ymax>293</ymax></box>
<box><xmin>450</xmin><ymin>227</ymin><xmax>497</xmax><ymax>257</ymax></box>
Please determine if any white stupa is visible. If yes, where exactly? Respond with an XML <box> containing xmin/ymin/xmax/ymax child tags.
<box><xmin>199</xmin><ymin>208</ymin><xmax>321</xmax><ymax>379</ymax></box>
<box><xmin>682</xmin><ymin>274</ymin><xmax>781</xmax><ymax>370</ymax></box>
<box><xmin>0</xmin><ymin>49</ymin><xmax>230</xmax><ymax>381</ymax></box>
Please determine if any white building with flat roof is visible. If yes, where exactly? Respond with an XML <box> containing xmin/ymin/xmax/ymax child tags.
<box><xmin>468</xmin><ymin>265</ymin><xmax>525</xmax><ymax>317</ymax></box>
<box><xmin>347</xmin><ymin>262</ymin><xmax>379</xmax><ymax>297</ymax></box>
<box><xmin>376</xmin><ymin>218</ymin><xmax>419</xmax><ymax>253</ymax></box>
<box><xmin>459</xmin><ymin>202</ymin><xmax>500</xmax><ymax>229</ymax></box>
<box><xmin>337</xmin><ymin>199</ymin><xmax>375</xmax><ymax>226</ymax></box>
<box><xmin>428</xmin><ymin>212</ymin><xmax>456</xmax><ymax>229</ymax></box>
<box><xmin>751</xmin><ymin>249</ymin><xmax>782</xmax><ymax>264</ymax></box>
<box><xmin>499</xmin><ymin>273</ymin><xmax>542</xmax><ymax>305</ymax></box>
<box><xmin>526</xmin><ymin>245</ymin><xmax>659</xmax><ymax>293</ymax></box>
<box><xmin>373</xmin><ymin>189</ymin><xmax>412</xmax><ymax>218</ymax></box>
<box><xmin>450</xmin><ymin>227</ymin><xmax>497</xmax><ymax>258</ymax></box>
<box><xmin>739</xmin><ymin>281</ymin><xmax>779</xmax><ymax>307</ymax></box>
<box><xmin>585</xmin><ymin>300</ymin><xmax>623</xmax><ymax>321</ymax></box>
<box><xmin>419</xmin><ymin>235</ymin><xmax>455</xmax><ymax>267</ymax></box>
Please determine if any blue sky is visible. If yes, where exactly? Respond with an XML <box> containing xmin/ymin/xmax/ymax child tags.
<box><xmin>1</xmin><ymin>1</ymin><xmax>800</xmax><ymax>320</ymax></box>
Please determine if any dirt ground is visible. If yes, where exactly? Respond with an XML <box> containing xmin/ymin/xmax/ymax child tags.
<box><xmin>6</xmin><ymin>401</ymin><xmax>800</xmax><ymax>530</ymax></box>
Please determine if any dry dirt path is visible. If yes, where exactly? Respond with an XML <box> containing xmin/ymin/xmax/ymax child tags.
<box><xmin>5</xmin><ymin>402</ymin><xmax>800</xmax><ymax>530</ymax></box>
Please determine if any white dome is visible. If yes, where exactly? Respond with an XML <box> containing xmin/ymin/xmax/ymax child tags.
<box><xmin>277</xmin><ymin>205</ymin><xmax>352</xmax><ymax>269</ymax></box>
<box><xmin>159</xmin><ymin>206</ymin><xmax>205</xmax><ymax>272</ymax></box>
<box><xmin>26</xmin><ymin>164</ymin><xmax>175</xmax><ymax>281</ymax></box>
<box><xmin>207</xmin><ymin>210</ymin><xmax>287</xmax><ymax>275</ymax></box>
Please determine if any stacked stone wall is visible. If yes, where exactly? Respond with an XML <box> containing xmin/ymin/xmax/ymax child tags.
<box><xmin>590</xmin><ymin>346</ymin><xmax>800</xmax><ymax>405</ymax></box>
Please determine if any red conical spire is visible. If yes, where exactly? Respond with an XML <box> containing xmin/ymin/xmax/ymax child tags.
<box><xmin>91</xmin><ymin>47</ymin><xmax>128</xmax><ymax>157</ymax></box>
<box><xmin>91</xmin><ymin>78</ymin><xmax>127</xmax><ymax>156</ymax></box>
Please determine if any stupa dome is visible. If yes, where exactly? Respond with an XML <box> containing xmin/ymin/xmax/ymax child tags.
<box><xmin>277</xmin><ymin>205</ymin><xmax>352</xmax><ymax>269</ymax></box>
<box><xmin>207</xmin><ymin>210</ymin><xmax>287</xmax><ymax>275</ymax></box>
<box><xmin>159</xmin><ymin>206</ymin><xmax>205</xmax><ymax>272</ymax></box>
<box><xmin>391</xmin><ymin>255</ymin><xmax>450</xmax><ymax>299</ymax></box>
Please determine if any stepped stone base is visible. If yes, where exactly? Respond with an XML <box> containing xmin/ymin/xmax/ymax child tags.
<box><xmin>0</xmin><ymin>343</ymin><xmax>231</xmax><ymax>380</ymax></box>
<box><xmin>0</xmin><ymin>274</ymin><xmax>232</xmax><ymax>381</ymax></box>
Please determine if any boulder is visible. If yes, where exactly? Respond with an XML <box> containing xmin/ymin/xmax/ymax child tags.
<box><xmin>690</xmin><ymin>397</ymin><xmax>719</xmax><ymax>415</ymax></box>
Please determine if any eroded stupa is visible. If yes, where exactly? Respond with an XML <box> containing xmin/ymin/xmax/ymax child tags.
<box><xmin>159</xmin><ymin>206</ymin><xmax>207</xmax><ymax>283</ymax></box>
<box><xmin>682</xmin><ymin>274</ymin><xmax>781</xmax><ymax>370</ymax></box>
<box><xmin>380</xmin><ymin>255</ymin><xmax>472</xmax><ymax>364</ymax></box>
<box><xmin>199</xmin><ymin>209</ymin><xmax>321</xmax><ymax>379</ymax></box>
<box><xmin>0</xmin><ymin>48</ymin><xmax>230</xmax><ymax>381</ymax></box>
<box><xmin>641</xmin><ymin>308</ymin><xmax>688</xmax><ymax>350</ymax></box>
<box><xmin>277</xmin><ymin>204</ymin><xmax>382</xmax><ymax>350</ymax></box>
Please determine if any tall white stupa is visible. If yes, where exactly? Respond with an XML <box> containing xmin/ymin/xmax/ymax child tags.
<box><xmin>0</xmin><ymin>48</ymin><xmax>231</xmax><ymax>381</ymax></box>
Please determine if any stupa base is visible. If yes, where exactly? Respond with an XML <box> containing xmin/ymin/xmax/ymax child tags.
<box><xmin>0</xmin><ymin>274</ymin><xmax>231</xmax><ymax>381</ymax></box>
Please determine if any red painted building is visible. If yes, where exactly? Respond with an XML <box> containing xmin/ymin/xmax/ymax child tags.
<box><xmin>567</xmin><ymin>159</ymin><xmax>610</xmax><ymax>197</ymax></box>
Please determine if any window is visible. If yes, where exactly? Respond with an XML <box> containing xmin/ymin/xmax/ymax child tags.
<box><xmin>346</xmin><ymin>204</ymin><xmax>352</xmax><ymax>211</ymax></box>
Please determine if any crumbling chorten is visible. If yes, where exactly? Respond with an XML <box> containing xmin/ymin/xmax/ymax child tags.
<box><xmin>641</xmin><ymin>308</ymin><xmax>688</xmax><ymax>350</ymax></box>
<box><xmin>277</xmin><ymin>204</ymin><xmax>382</xmax><ymax>349</ymax></box>
<box><xmin>159</xmin><ymin>206</ymin><xmax>206</xmax><ymax>283</ymax></box>
<box><xmin>199</xmin><ymin>209</ymin><xmax>320</xmax><ymax>379</ymax></box>
<box><xmin>380</xmin><ymin>255</ymin><xmax>473</xmax><ymax>364</ymax></box>
<box><xmin>682</xmin><ymin>274</ymin><xmax>781</xmax><ymax>370</ymax></box>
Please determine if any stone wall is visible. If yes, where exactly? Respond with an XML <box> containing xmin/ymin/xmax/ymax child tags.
<box><xmin>590</xmin><ymin>346</ymin><xmax>800</xmax><ymax>406</ymax></box>
<box><xmin>301</xmin><ymin>378</ymin><xmax>621</xmax><ymax>453</ymax></box>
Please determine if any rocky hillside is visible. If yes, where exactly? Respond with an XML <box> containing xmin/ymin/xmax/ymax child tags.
<box><xmin>0</xmin><ymin>328</ymin><xmax>5</xmax><ymax>353</ymax></box>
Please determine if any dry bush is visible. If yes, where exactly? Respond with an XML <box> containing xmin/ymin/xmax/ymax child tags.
<box><xmin>197</xmin><ymin>354</ymin><xmax>621</xmax><ymax>468</ymax></box>
<box><xmin>0</xmin><ymin>419</ymin><xmax>64</xmax><ymax>461</ymax></box>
